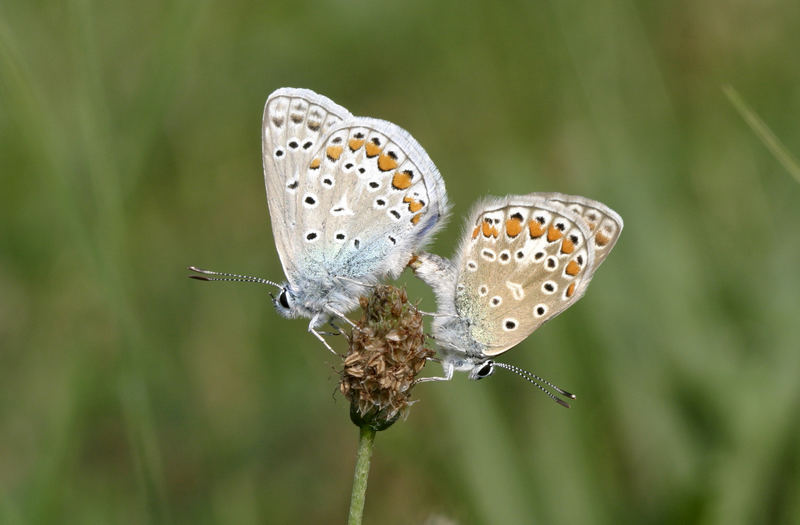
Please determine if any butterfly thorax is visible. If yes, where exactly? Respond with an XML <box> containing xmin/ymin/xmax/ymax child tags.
<box><xmin>435</xmin><ymin>319</ymin><xmax>490</xmax><ymax>376</ymax></box>
<box><xmin>277</xmin><ymin>272</ymin><xmax>371</xmax><ymax>327</ymax></box>
<box><xmin>433</xmin><ymin>315</ymin><xmax>487</xmax><ymax>363</ymax></box>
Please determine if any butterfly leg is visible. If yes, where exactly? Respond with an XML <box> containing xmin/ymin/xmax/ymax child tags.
<box><xmin>335</xmin><ymin>276</ymin><xmax>375</xmax><ymax>289</ymax></box>
<box><xmin>413</xmin><ymin>308</ymin><xmax>457</xmax><ymax>319</ymax></box>
<box><xmin>308</xmin><ymin>315</ymin><xmax>339</xmax><ymax>355</ymax></box>
<box><xmin>318</xmin><ymin>320</ymin><xmax>344</xmax><ymax>337</ymax></box>
<box><xmin>324</xmin><ymin>305</ymin><xmax>359</xmax><ymax>330</ymax></box>
<box><xmin>414</xmin><ymin>361</ymin><xmax>454</xmax><ymax>384</ymax></box>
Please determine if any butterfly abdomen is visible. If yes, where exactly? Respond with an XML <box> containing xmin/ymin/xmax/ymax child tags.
<box><xmin>409</xmin><ymin>252</ymin><xmax>458</xmax><ymax>316</ymax></box>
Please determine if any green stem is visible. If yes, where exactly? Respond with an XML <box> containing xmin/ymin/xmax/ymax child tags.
<box><xmin>723</xmin><ymin>84</ymin><xmax>800</xmax><ymax>184</ymax></box>
<box><xmin>347</xmin><ymin>425</ymin><xmax>376</xmax><ymax>525</ymax></box>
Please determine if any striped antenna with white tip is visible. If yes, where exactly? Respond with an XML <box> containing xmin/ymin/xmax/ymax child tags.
<box><xmin>493</xmin><ymin>362</ymin><xmax>576</xmax><ymax>408</ymax></box>
<box><xmin>187</xmin><ymin>266</ymin><xmax>282</xmax><ymax>289</ymax></box>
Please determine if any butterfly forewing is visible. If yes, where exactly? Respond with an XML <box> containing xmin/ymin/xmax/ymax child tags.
<box><xmin>454</xmin><ymin>196</ymin><xmax>597</xmax><ymax>357</ymax></box>
<box><xmin>263</xmin><ymin>88</ymin><xmax>353</xmax><ymax>282</ymax></box>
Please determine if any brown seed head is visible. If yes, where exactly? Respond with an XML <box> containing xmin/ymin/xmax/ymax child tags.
<box><xmin>340</xmin><ymin>285</ymin><xmax>433</xmax><ymax>430</ymax></box>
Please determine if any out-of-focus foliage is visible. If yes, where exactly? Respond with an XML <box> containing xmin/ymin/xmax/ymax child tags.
<box><xmin>1</xmin><ymin>1</ymin><xmax>799</xmax><ymax>523</ymax></box>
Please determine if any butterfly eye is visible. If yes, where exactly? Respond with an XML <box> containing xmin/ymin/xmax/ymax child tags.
<box><xmin>475</xmin><ymin>362</ymin><xmax>495</xmax><ymax>380</ymax></box>
<box><xmin>278</xmin><ymin>289</ymin><xmax>290</xmax><ymax>309</ymax></box>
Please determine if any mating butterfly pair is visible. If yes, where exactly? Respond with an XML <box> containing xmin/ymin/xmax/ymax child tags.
<box><xmin>191</xmin><ymin>88</ymin><xmax>622</xmax><ymax>405</ymax></box>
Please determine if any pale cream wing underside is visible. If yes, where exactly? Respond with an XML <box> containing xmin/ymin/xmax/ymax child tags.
<box><xmin>453</xmin><ymin>196</ymin><xmax>597</xmax><ymax>357</ymax></box>
<box><xmin>532</xmin><ymin>192</ymin><xmax>623</xmax><ymax>269</ymax></box>
<box><xmin>262</xmin><ymin>88</ymin><xmax>353</xmax><ymax>281</ymax></box>
<box><xmin>285</xmin><ymin>117</ymin><xmax>448</xmax><ymax>280</ymax></box>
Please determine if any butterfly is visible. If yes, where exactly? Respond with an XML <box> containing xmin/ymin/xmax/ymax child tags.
<box><xmin>409</xmin><ymin>193</ymin><xmax>622</xmax><ymax>406</ymax></box>
<box><xmin>190</xmin><ymin>88</ymin><xmax>449</xmax><ymax>351</ymax></box>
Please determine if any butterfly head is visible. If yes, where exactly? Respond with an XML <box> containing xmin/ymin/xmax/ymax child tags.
<box><xmin>439</xmin><ymin>351</ymin><xmax>496</xmax><ymax>381</ymax></box>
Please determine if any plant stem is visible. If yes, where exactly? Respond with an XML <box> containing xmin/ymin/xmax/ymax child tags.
<box><xmin>347</xmin><ymin>425</ymin><xmax>376</xmax><ymax>525</ymax></box>
<box><xmin>723</xmin><ymin>84</ymin><xmax>800</xmax><ymax>184</ymax></box>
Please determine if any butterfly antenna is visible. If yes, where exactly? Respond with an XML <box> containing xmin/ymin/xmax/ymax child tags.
<box><xmin>493</xmin><ymin>362</ymin><xmax>575</xmax><ymax>408</ymax></box>
<box><xmin>187</xmin><ymin>266</ymin><xmax>282</xmax><ymax>289</ymax></box>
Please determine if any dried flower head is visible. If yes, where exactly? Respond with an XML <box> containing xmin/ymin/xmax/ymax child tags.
<box><xmin>340</xmin><ymin>285</ymin><xmax>434</xmax><ymax>431</ymax></box>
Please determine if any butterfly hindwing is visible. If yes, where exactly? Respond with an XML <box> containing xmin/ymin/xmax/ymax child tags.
<box><xmin>295</xmin><ymin>117</ymin><xmax>449</xmax><ymax>281</ymax></box>
<box><xmin>533</xmin><ymin>192</ymin><xmax>624</xmax><ymax>267</ymax></box>
<box><xmin>453</xmin><ymin>196</ymin><xmax>599</xmax><ymax>357</ymax></box>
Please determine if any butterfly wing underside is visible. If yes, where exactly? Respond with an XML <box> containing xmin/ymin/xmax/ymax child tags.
<box><xmin>533</xmin><ymin>192</ymin><xmax>624</xmax><ymax>268</ymax></box>
<box><xmin>453</xmin><ymin>195</ymin><xmax>620</xmax><ymax>357</ymax></box>
<box><xmin>264</xmin><ymin>88</ymin><xmax>448</xmax><ymax>285</ymax></box>
<box><xmin>298</xmin><ymin>117</ymin><xmax>448</xmax><ymax>281</ymax></box>
<box><xmin>263</xmin><ymin>88</ymin><xmax>353</xmax><ymax>281</ymax></box>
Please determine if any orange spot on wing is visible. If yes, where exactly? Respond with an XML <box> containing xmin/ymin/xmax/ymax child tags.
<box><xmin>492</xmin><ymin>226</ymin><xmax>499</xmax><ymax>238</ymax></box>
<box><xmin>587</xmin><ymin>222</ymin><xmax>597</xmax><ymax>231</ymax></box>
<box><xmin>377</xmin><ymin>154</ymin><xmax>398</xmax><ymax>171</ymax></box>
<box><xmin>482</xmin><ymin>221</ymin><xmax>492</xmax><ymax>237</ymax></box>
<box><xmin>472</xmin><ymin>226</ymin><xmax>480</xmax><ymax>239</ymax></box>
<box><xmin>309</xmin><ymin>157</ymin><xmax>321</xmax><ymax>169</ymax></box>
<box><xmin>566</xmin><ymin>260</ymin><xmax>580</xmax><ymax>276</ymax></box>
<box><xmin>505</xmin><ymin>217</ymin><xmax>522</xmax><ymax>237</ymax></box>
<box><xmin>566</xmin><ymin>282</ymin><xmax>576</xmax><ymax>297</ymax></box>
<box><xmin>391</xmin><ymin>171</ymin><xmax>413</xmax><ymax>189</ymax></box>
<box><xmin>326</xmin><ymin>145</ymin><xmax>343</xmax><ymax>161</ymax></box>
<box><xmin>595</xmin><ymin>232</ymin><xmax>610</xmax><ymax>246</ymax></box>
<box><xmin>349</xmin><ymin>138</ymin><xmax>365</xmax><ymax>151</ymax></box>
<box><xmin>528</xmin><ymin>220</ymin><xmax>545</xmax><ymax>238</ymax></box>
<box><xmin>547</xmin><ymin>225</ymin><xmax>563</xmax><ymax>242</ymax></box>
<box><xmin>365</xmin><ymin>142</ymin><xmax>382</xmax><ymax>157</ymax></box>
<box><xmin>411</xmin><ymin>213</ymin><xmax>422</xmax><ymax>224</ymax></box>
<box><xmin>561</xmin><ymin>238</ymin><xmax>575</xmax><ymax>254</ymax></box>
<box><xmin>403</xmin><ymin>196</ymin><xmax>423</xmax><ymax>212</ymax></box>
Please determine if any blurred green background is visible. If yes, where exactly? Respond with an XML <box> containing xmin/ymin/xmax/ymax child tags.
<box><xmin>2</xmin><ymin>1</ymin><xmax>800</xmax><ymax>523</ymax></box>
